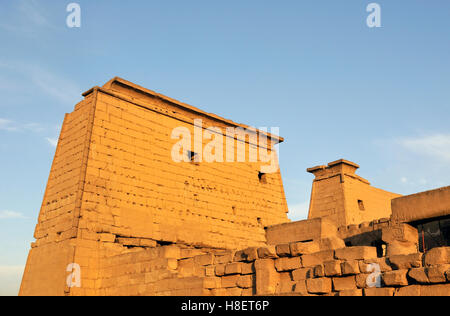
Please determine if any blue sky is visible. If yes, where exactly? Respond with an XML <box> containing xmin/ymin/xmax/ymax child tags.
<box><xmin>1</xmin><ymin>0</ymin><xmax>449</xmax><ymax>295</ymax></box>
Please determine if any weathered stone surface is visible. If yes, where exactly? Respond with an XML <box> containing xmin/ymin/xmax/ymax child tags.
<box><xmin>221</xmin><ymin>275</ymin><xmax>240</xmax><ymax>288</ymax></box>
<box><xmin>420</xmin><ymin>284</ymin><xmax>450</xmax><ymax>296</ymax></box>
<box><xmin>332</xmin><ymin>276</ymin><xmax>357</xmax><ymax>291</ymax></box>
<box><xmin>364</xmin><ymin>287</ymin><xmax>395</xmax><ymax>296</ymax></box>
<box><xmin>382</xmin><ymin>270</ymin><xmax>409</xmax><ymax>287</ymax></box>
<box><xmin>241</xmin><ymin>263</ymin><xmax>255</xmax><ymax>275</ymax></box>
<box><xmin>382</xmin><ymin>224</ymin><xmax>418</xmax><ymax>244</ymax></box>
<box><xmin>424</xmin><ymin>247</ymin><xmax>450</xmax><ymax>267</ymax></box>
<box><xmin>301</xmin><ymin>250</ymin><xmax>335</xmax><ymax>267</ymax></box>
<box><xmin>290</xmin><ymin>241</ymin><xmax>320</xmax><ymax>256</ymax></box>
<box><xmin>224</xmin><ymin>262</ymin><xmax>242</xmax><ymax>275</ymax></box>
<box><xmin>391</xmin><ymin>186</ymin><xmax>450</xmax><ymax>223</ymax></box>
<box><xmin>335</xmin><ymin>247</ymin><xmax>377</xmax><ymax>261</ymax></box>
<box><xmin>275</xmin><ymin>244</ymin><xmax>291</xmax><ymax>257</ymax></box>
<box><xmin>427</xmin><ymin>264</ymin><xmax>450</xmax><ymax>283</ymax></box>
<box><xmin>324</xmin><ymin>260</ymin><xmax>342</xmax><ymax>277</ymax></box>
<box><xmin>204</xmin><ymin>277</ymin><xmax>222</xmax><ymax>289</ymax></box>
<box><xmin>338</xmin><ymin>289</ymin><xmax>362</xmax><ymax>296</ymax></box>
<box><xmin>254</xmin><ymin>259</ymin><xmax>279</xmax><ymax>295</ymax></box>
<box><xmin>293</xmin><ymin>281</ymin><xmax>308</xmax><ymax>295</ymax></box>
<box><xmin>292</xmin><ymin>268</ymin><xmax>314</xmax><ymax>281</ymax></box>
<box><xmin>359</xmin><ymin>258</ymin><xmax>392</xmax><ymax>273</ymax></box>
<box><xmin>388</xmin><ymin>253</ymin><xmax>422</xmax><ymax>270</ymax></box>
<box><xmin>306</xmin><ymin>278</ymin><xmax>332</xmax><ymax>294</ymax></box>
<box><xmin>408</xmin><ymin>268</ymin><xmax>429</xmax><ymax>284</ymax></box>
<box><xmin>317</xmin><ymin>237</ymin><xmax>346</xmax><ymax>251</ymax></box>
<box><xmin>341</xmin><ymin>260</ymin><xmax>360</xmax><ymax>275</ymax></box>
<box><xmin>386</xmin><ymin>241</ymin><xmax>418</xmax><ymax>256</ymax></box>
<box><xmin>234</xmin><ymin>248</ymin><xmax>259</xmax><ymax>262</ymax></box>
<box><xmin>313</xmin><ymin>265</ymin><xmax>324</xmax><ymax>278</ymax></box>
<box><xmin>395</xmin><ymin>285</ymin><xmax>421</xmax><ymax>296</ymax></box>
<box><xmin>237</xmin><ymin>275</ymin><xmax>254</xmax><ymax>289</ymax></box>
<box><xmin>274</xmin><ymin>257</ymin><xmax>302</xmax><ymax>272</ymax></box>
<box><xmin>266</xmin><ymin>218</ymin><xmax>337</xmax><ymax>245</ymax></box>
<box><xmin>257</xmin><ymin>246</ymin><xmax>277</xmax><ymax>259</ymax></box>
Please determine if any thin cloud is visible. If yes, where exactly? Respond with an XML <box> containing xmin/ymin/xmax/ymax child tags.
<box><xmin>45</xmin><ymin>137</ymin><xmax>58</xmax><ymax>147</ymax></box>
<box><xmin>398</xmin><ymin>134</ymin><xmax>450</xmax><ymax>163</ymax></box>
<box><xmin>0</xmin><ymin>61</ymin><xmax>81</xmax><ymax>105</ymax></box>
<box><xmin>0</xmin><ymin>119</ymin><xmax>19</xmax><ymax>132</ymax></box>
<box><xmin>0</xmin><ymin>118</ymin><xmax>45</xmax><ymax>133</ymax></box>
<box><xmin>0</xmin><ymin>0</ymin><xmax>55</xmax><ymax>34</ymax></box>
<box><xmin>0</xmin><ymin>265</ymin><xmax>25</xmax><ymax>296</ymax></box>
<box><xmin>0</xmin><ymin>210</ymin><xmax>28</xmax><ymax>220</ymax></box>
<box><xmin>288</xmin><ymin>201</ymin><xmax>310</xmax><ymax>221</ymax></box>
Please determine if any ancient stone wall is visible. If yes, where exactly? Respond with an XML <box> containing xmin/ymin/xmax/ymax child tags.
<box><xmin>307</xmin><ymin>160</ymin><xmax>401</xmax><ymax>227</ymax></box>
<box><xmin>20</xmin><ymin>78</ymin><xmax>290</xmax><ymax>296</ymax></box>
<box><xmin>67</xmin><ymin>235</ymin><xmax>449</xmax><ymax>296</ymax></box>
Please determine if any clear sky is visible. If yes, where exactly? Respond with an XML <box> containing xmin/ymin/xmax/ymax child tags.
<box><xmin>0</xmin><ymin>0</ymin><xmax>449</xmax><ymax>295</ymax></box>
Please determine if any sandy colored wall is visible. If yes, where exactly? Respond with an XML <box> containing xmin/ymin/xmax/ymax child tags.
<box><xmin>308</xmin><ymin>160</ymin><xmax>401</xmax><ymax>227</ymax></box>
<box><xmin>81</xmin><ymin>88</ymin><xmax>289</xmax><ymax>250</ymax></box>
<box><xmin>20</xmin><ymin>95</ymin><xmax>97</xmax><ymax>296</ymax></box>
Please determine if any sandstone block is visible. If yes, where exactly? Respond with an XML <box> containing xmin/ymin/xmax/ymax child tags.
<box><xmin>338</xmin><ymin>289</ymin><xmax>362</xmax><ymax>296</ymax></box>
<box><xmin>275</xmin><ymin>244</ymin><xmax>291</xmax><ymax>257</ymax></box>
<box><xmin>382</xmin><ymin>270</ymin><xmax>409</xmax><ymax>287</ymax></box>
<box><xmin>355</xmin><ymin>273</ymin><xmax>370</xmax><ymax>289</ymax></box>
<box><xmin>408</xmin><ymin>268</ymin><xmax>429</xmax><ymax>284</ymax></box>
<box><xmin>301</xmin><ymin>250</ymin><xmax>335</xmax><ymax>267</ymax></box>
<box><xmin>427</xmin><ymin>264</ymin><xmax>450</xmax><ymax>283</ymax></box>
<box><xmin>341</xmin><ymin>260</ymin><xmax>360</xmax><ymax>275</ymax></box>
<box><xmin>289</xmin><ymin>241</ymin><xmax>320</xmax><ymax>256</ymax></box>
<box><xmin>226</xmin><ymin>287</ymin><xmax>242</xmax><ymax>296</ymax></box>
<box><xmin>317</xmin><ymin>237</ymin><xmax>345</xmax><ymax>251</ymax></box>
<box><xmin>204</xmin><ymin>277</ymin><xmax>221</xmax><ymax>289</ymax></box>
<box><xmin>424</xmin><ymin>247</ymin><xmax>450</xmax><ymax>267</ymax></box>
<box><xmin>332</xmin><ymin>276</ymin><xmax>357</xmax><ymax>291</ymax></box>
<box><xmin>214</xmin><ymin>251</ymin><xmax>234</xmax><ymax>264</ymax></box>
<box><xmin>241</xmin><ymin>262</ymin><xmax>255</xmax><ymax>275</ymax></box>
<box><xmin>234</xmin><ymin>248</ymin><xmax>259</xmax><ymax>262</ymax></box>
<box><xmin>224</xmin><ymin>262</ymin><xmax>242</xmax><ymax>275</ymax></box>
<box><xmin>395</xmin><ymin>285</ymin><xmax>421</xmax><ymax>296</ymax></box>
<box><xmin>335</xmin><ymin>247</ymin><xmax>377</xmax><ymax>261</ymax></box>
<box><xmin>99</xmin><ymin>233</ymin><xmax>116</xmax><ymax>243</ymax></box>
<box><xmin>386</xmin><ymin>241</ymin><xmax>418</xmax><ymax>256</ymax></box>
<box><xmin>277</xmin><ymin>280</ymin><xmax>295</xmax><ymax>294</ymax></box>
<box><xmin>237</xmin><ymin>275</ymin><xmax>254</xmax><ymax>289</ymax></box>
<box><xmin>306</xmin><ymin>278</ymin><xmax>332</xmax><ymax>294</ymax></box>
<box><xmin>254</xmin><ymin>259</ymin><xmax>279</xmax><ymax>295</ymax></box>
<box><xmin>257</xmin><ymin>246</ymin><xmax>277</xmax><ymax>259</ymax></box>
<box><xmin>274</xmin><ymin>257</ymin><xmax>302</xmax><ymax>272</ymax></box>
<box><xmin>420</xmin><ymin>284</ymin><xmax>450</xmax><ymax>296</ymax></box>
<box><xmin>324</xmin><ymin>260</ymin><xmax>342</xmax><ymax>277</ymax></box>
<box><xmin>359</xmin><ymin>258</ymin><xmax>392</xmax><ymax>273</ymax></box>
<box><xmin>364</xmin><ymin>287</ymin><xmax>395</xmax><ymax>296</ymax></box>
<box><xmin>293</xmin><ymin>281</ymin><xmax>308</xmax><ymax>295</ymax></box>
<box><xmin>292</xmin><ymin>268</ymin><xmax>314</xmax><ymax>281</ymax></box>
<box><xmin>194</xmin><ymin>253</ymin><xmax>214</xmax><ymax>266</ymax></box>
<box><xmin>388</xmin><ymin>253</ymin><xmax>422</xmax><ymax>270</ymax></box>
<box><xmin>160</xmin><ymin>245</ymin><xmax>181</xmax><ymax>259</ymax></box>
<box><xmin>215</xmin><ymin>264</ymin><xmax>226</xmax><ymax>277</ymax></box>
<box><xmin>313</xmin><ymin>265</ymin><xmax>324</xmax><ymax>278</ymax></box>
<box><xmin>382</xmin><ymin>224</ymin><xmax>418</xmax><ymax>244</ymax></box>
<box><xmin>221</xmin><ymin>275</ymin><xmax>240</xmax><ymax>288</ymax></box>
<box><xmin>266</xmin><ymin>218</ymin><xmax>337</xmax><ymax>245</ymax></box>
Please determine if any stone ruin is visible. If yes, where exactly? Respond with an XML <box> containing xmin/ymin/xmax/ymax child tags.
<box><xmin>19</xmin><ymin>78</ymin><xmax>450</xmax><ymax>296</ymax></box>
